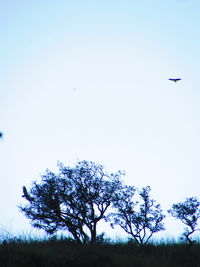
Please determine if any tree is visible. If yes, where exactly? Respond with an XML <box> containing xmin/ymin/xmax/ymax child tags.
<box><xmin>168</xmin><ymin>197</ymin><xmax>200</xmax><ymax>244</ymax></box>
<box><xmin>19</xmin><ymin>160</ymin><xmax>124</xmax><ymax>244</ymax></box>
<box><xmin>110</xmin><ymin>186</ymin><xmax>165</xmax><ymax>246</ymax></box>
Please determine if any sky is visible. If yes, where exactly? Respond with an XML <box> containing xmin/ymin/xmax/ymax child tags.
<box><xmin>0</xmin><ymin>0</ymin><xmax>200</xmax><ymax>240</ymax></box>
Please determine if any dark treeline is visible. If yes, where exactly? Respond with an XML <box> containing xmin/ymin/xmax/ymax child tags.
<box><xmin>19</xmin><ymin>160</ymin><xmax>200</xmax><ymax>246</ymax></box>
<box><xmin>0</xmin><ymin>160</ymin><xmax>199</xmax><ymax>266</ymax></box>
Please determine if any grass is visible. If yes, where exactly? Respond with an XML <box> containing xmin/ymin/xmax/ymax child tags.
<box><xmin>0</xmin><ymin>234</ymin><xmax>199</xmax><ymax>267</ymax></box>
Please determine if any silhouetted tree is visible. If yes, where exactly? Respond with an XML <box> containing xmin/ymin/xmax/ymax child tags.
<box><xmin>110</xmin><ymin>186</ymin><xmax>165</xmax><ymax>246</ymax></box>
<box><xmin>19</xmin><ymin>160</ymin><xmax>124</xmax><ymax>244</ymax></box>
<box><xmin>168</xmin><ymin>197</ymin><xmax>200</xmax><ymax>245</ymax></box>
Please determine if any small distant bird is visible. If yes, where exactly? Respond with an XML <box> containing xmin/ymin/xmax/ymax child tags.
<box><xmin>169</xmin><ymin>78</ymin><xmax>181</xmax><ymax>82</ymax></box>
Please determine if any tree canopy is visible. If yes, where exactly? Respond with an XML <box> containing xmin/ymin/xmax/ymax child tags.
<box><xmin>19</xmin><ymin>160</ymin><xmax>200</xmax><ymax>245</ymax></box>
<box><xmin>110</xmin><ymin>186</ymin><xmax>165</xmax><ymax>246</ymax></box>
<box><xmin>168</xmin><ymin>197</ymin><xmax>200</xmax><ymax>244</ymax></box>
<box><xmin>19</xmin><ymin>160</ymin><xmax>124</xmax><ymax>243</ymax></box>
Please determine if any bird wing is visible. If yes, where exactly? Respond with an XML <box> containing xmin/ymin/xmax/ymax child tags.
<box><xmin>169</xmin><ymin>78</ymin><xmax>181</xmax><ymax>82</ymax></box>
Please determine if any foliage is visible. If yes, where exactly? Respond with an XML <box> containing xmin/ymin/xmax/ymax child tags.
<box><xmin>110</xmin><ymin>186</ymin><xmax>165</xmax><ymax>246</ymax></box>
<box><xmin>168</xmin><ymin>197</ymin><xmax>200</xmax><ymax>244</ymax></box>
<box><xmin>19</xmin><ymin>160</ymin><xmax>124</xmax><ymax>244</ymax></box>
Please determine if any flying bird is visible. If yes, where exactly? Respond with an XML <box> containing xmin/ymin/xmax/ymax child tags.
<box><xmin>169</xmin><ymin>78</ymin><xmax>181</xmax><ymax>82</ymax></box>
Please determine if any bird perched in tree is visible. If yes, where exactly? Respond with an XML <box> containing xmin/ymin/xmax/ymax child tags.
<box><xmin>168</xmin><ymin>78</ymin><xmax>181</xmax><ymax>82</ymax></box>
<box><xmin>22</xmin><ymin>186</ymin><xmax>35</xmax><ymax>202</ymax></box>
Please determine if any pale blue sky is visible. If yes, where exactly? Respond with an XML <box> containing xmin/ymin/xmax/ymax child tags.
<box><xmin>0</xmin><ymin>0</ymin><xmax>200</xmax><ymax>238</ymax></box>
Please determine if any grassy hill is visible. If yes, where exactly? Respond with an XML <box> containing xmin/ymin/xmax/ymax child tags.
<box><xmin>0</xmin><ymin>236</ymin><xmax>199</xmax><ymax>267</ymax></box>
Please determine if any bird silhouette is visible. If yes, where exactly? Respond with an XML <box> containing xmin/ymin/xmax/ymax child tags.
<box><xmin>169</xmin><ymin>78</ymin><xmax>181</xmax><ymax>82</ymax></box>
<box><xmin>22</xmin><ymin>186</ymin><xmax>35</xmax><ymax>202</ymax></box>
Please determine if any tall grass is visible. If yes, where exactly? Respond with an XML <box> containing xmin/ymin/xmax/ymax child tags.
<box><xmin>0</xmin><ymin>232</ymin><xmax>199</xmax><ymax>267</ymax></box>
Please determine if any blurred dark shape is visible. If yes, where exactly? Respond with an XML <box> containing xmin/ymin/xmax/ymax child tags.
<box><xmin>0</xmin><ymin>132</ymin><xmax>3</xmax><ymax>138</ymax></box>
<box><xmin>168</xmin><ymin>78</ymin><xmax>181</xmax><ymax>82</ymax></box>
